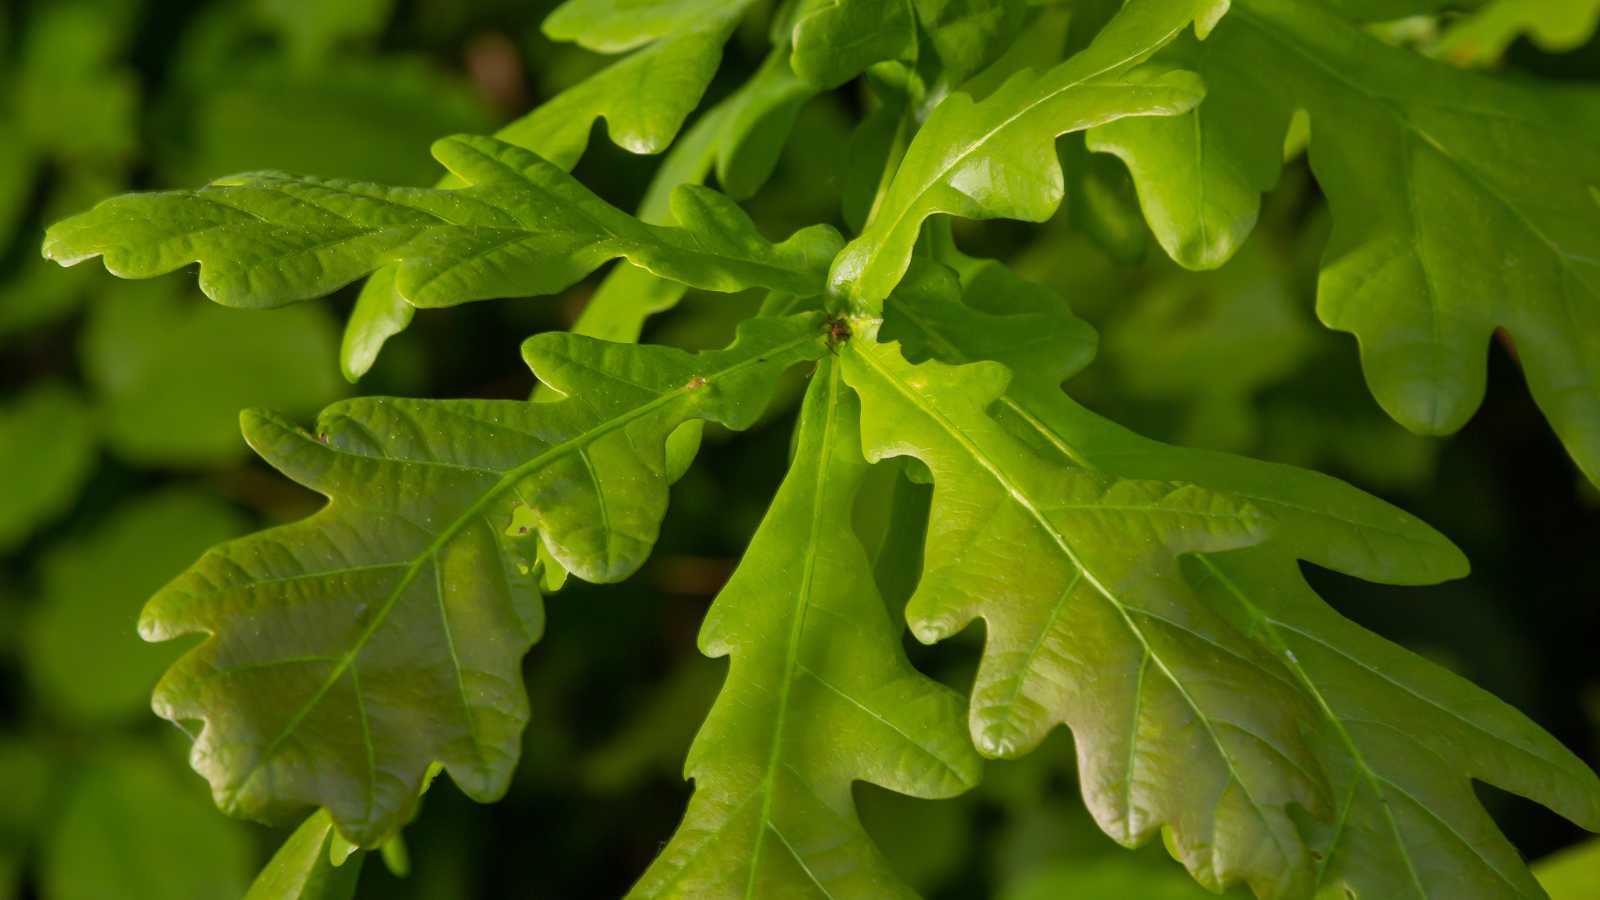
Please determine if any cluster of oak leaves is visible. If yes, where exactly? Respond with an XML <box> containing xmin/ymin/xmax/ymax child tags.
<box><xmin>31</xmin><ymin>0</ymin><xmax>1600</xmax><ymax>896</ymax></box>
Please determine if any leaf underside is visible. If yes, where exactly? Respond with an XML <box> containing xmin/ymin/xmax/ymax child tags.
<box><xmin>140</xmin><ymin>315</ymin><xmax>825</xmax><ymax>844</ymax></box>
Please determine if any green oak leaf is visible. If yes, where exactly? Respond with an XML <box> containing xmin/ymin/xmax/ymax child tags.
<box><xmin>827</xmin><ymin>0</ymin><xmax>1222</xmax><ymax>310</ymax></box>
<box><xmin>841</xmin><ymin>273</ymin><xmax>1334</xmax><ymax>899</ymax></box>
<box><xmin>882</xmin><ymin>247</ymin><xmax>1600</xmax><ymax>899</ymax></box>
<box><xmin>1191</xmin><ymin>547</ymin><xmax>1600</xmax><ymax>900</ymax></box>
<box><xmin>140</xmin><ymin>314</ymin><xmax>825</xmax><ymax>845</ymax></box>
<box><xmin>1085</xmin><ymin>0</ymin><xmax>1600</xmax><ymax>482</ymax></box>
<box><xmin>243</xmin><ymin>809</ymin><xmax>364</xmax><ymax>900</ymax></box>
<box><xmin>513</xmin><ymin>0</ymin><xmax>753</xmax><ymax>167</ymax></box>
<box><xmin>790</xmin><ymin>0</ymin><xmax>917</xmax><ymax>89</ymax></box>
<box><xmin>790</xmin><ymin>0</ymin><xmax>1029</xmax><ymax>91</ymax></box>
<box><xmin>628</xmin><ymin>356</ymin><xmax>981</xmax><ymax>900</ymax></box>
<box><xmin>42</xmin><ymin>135</ymin><xmax>844</xmax><ymax>312</ymax></box>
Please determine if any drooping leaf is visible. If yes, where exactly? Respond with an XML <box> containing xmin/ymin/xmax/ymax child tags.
<box><xmin>629</xmin><ymin>356</ymin><xmax>981</xmax><ymax>900</ymax></box>
<box><xmin>1431</xmin><ymin>0</ymin><xmax>1600</xmax><ymax>65</ymax></box>
<box><xmin>42</xmin><ymin>754</ymin><xmax>254</xmax><ymax>900</ymax></box>
<box><xmin>1191</xmin><ymin>547</ymin><xmax>1600</xmax><ymax>900</ymax></box>
<box><xmin>23</xmin><ymin>490</ymin><xmax>245</xmax><ymax>725</ymax></box>
<box><xmin>827</xmin><ymin>0</ymin><xmax>1221</xmax><ymax>310</ymax></box>
<box><xmin>243</xmin><ymin>809</ymin><xmax>365</xmax><ymax>900</ymax></box>
<box><xmin>140</xmin><ymin>314</ymin><xmax>825</xmax><ymax>844</ymax></box>
<box><xmin>43</xmin><ymin>135</ymin><xmax>844</xmax><ymax>312</ymax></box>
<box><xmin>81</xmin><ymin>280</ymin><xmax>347</xmax><ymax>465</ymax></box>
<box><xmin>1085</xmin><ymin>0</ymin><xmax>1600</xmax><ymax>482</ymax></box>
<box><xmin>841</xmin><ymin>265</ymin><xmax>1335</xmax><ymax>899</ymax></box>
<box><xmin>883</xmin><ymin>248</ymin><xmax>1600</xmax><ymax>899</ymax></box>
<box><xmin>0</xmin><ymin>382</ymin><xmax>97</xmax><ymax>551</ymax></box>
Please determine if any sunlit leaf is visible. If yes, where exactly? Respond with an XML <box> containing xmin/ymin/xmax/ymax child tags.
<box><xmin>828</xmin><ymin>0</ymin><xmax>1221</xmax><ymax>310</ymax></box>
<box><xmin>630</xmin><ymin>357</ymin><xmax>981</xmax><ymax>900</ymax></box>
<box><xmin>44</xmin><ymin>135</ymin><xmax>844</xmax><ymax>312</ymax></box>
<box><xmin>141</xmin><ymin>314</ymin><xmax>825</xmax><ymax>844</ymax></box>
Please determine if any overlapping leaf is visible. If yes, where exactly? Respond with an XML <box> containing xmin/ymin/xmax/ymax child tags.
<box><xmin>1431</xmin><ymin>0</ymin><xmax>1600</xmax><ymax>66</ymax></box>
<box><xmin>827</xmin><ymin>0</ymin><xmax>1224</xmax><ymax>310</ymax></box>
<box><xmin>507</xmin><ymin>0</ymin><xmax>752</xmax><ymax>168</ymax></box>
<box><xmin>1086</xmin><ymin>0</ymin><xmax>1600</xmax><ymax>482</ymax></box>
<box><xmin>882</xmin><ymin>248</ymin><xmax>1600</xmax><ymax>898</ymax></box>
<box><xmin>1192</xmin><ymin>548</ymin><xmax>1600</xmax><ymax>900</ymax></box>
<box><xmin>629</xmin><ymin>357</ymin><xmax>980</xmax><ymax>900</ymax></box>
<box><xmin>790</xmin><ymin>0</ymin><xmax>1029</xmax><ymax>90</ymax></box>
<box><xmin>42</xmin><ymin>135</ymin><xmax>843</xmax><ymax>312</ymax></box>
<box><xmin>139</xmin><ymin>314</ymin><xmax>826</xmax><ymax>845</ymax></box>
<box><xmin>842</xmin><ymin>262</ymin><xmax>1336</xmax><ymax>899</ymax></box>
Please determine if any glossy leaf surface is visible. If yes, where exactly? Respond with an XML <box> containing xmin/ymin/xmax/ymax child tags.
<box><xmin>44</xmin><ymin>135</ymin><xmax>843</xmax><ymax>311</ymax></box>
<box><xmin>630</xmin><ymin>358</ymin><xmax>981</xmax><ymax>900</ymax></box>
<box><xmin>828</xmin><ymin>0</ymin><xmax>1222</xmax><ymax>310</ymax></box>
<box><xmin>883</xmin><ymin>248</ymin><xmax>1600</xmax><ymax>899</ymax></box>
<box><xmin>140</xmin><ymin>315</ymin><xmax>825</xmax><ymax>844</ymax></box>
<box><xmin>1086</xmin><ymin>0</ymin><xmax>1600</xmax><ymax>481</ymax></box>
<box><xmin>842</xmin><ymin>269</ymin><xmax>1335</xmax><ymax>898</ymax></box>
<box><xmin>1192</xmin><ymin>548</ymin><xmax>1600</xmax><ymax>900</ymax></box>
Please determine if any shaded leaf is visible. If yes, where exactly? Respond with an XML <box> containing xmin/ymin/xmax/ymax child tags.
<box><xmin>0</xmin><ymin>383</ymin><xmax>96</xmax><ymax>551</ymax></box>
<box><xmin>140</xmin><ymin>314</ymin><xmax>825</xmax><ymax>844</ymax></box>
<box><xmin>1086</xmin><ymin>0</ymin><xmax>1600</xmax><ymax>481</ymax></box>
<box><xmin>828</xmin><ymin>0</ymin><xmax>1220</xmax><ymax>310</ymax></box>
<box><xmin>82</xmin><ymin>280</ymin><xmax>347</xmax><ymax>465</ymax></box>
<box><xmin>629</xmin><ymin>357</ymin><xmax>981</xmax><ymax>900</ymax></box>
<box><xmin>23</xmin><ymin>490</ymin><xmax>246</xmax><ymax>725</ymax></box>
<box><xmin>253</xmin><ymin>0</ymin><xmax>394</xmax><ymax>67</ymax></box>
<box><xmin>44</xmin><ymin>135</ymin><xmax>844</xmax><ymax>311</ymax></box>
<box><xmin>178</xmin><ymin>56</ymin><xmax>492</xmax><ymax>187</ymax></box>
<box><xmin>42</xmin><ymin>754</ymin><xmax>254</xmax><ymax>900</ymax></box>
<box><xmin>1191</xmin><ymin>547</ymin><xmax>1600</xmax><ymax>900</ymax></box>
<box><xmin>1432</xmin><ymin>0</ymin><xmax>1600</xmax><ymax>65</ymax></box>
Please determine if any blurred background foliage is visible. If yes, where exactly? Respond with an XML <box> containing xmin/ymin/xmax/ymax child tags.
<box><xmin>1</xmin><ymin>0</ymin><xmax>1599</xmax><ymax>897</ymax></box>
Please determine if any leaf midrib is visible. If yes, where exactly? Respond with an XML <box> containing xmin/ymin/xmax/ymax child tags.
<box><xmin>850</xmin><ymin>9</ymin><xmax>1198</xmax><ymax>300</ymax></box>
<box><xmin>849</xmin><ymin>339</ymin><xmax>1301</xmax><ymax>864</ymax></box>
<box><xmin>744</xmin><ymin>357</ymin><xmax>842</xmax><ymax>900</ymax></box>
<box><xmin>226</xmin><ymin>332</ymin><xmax>822</xmax><ymax>824</ymax></box>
